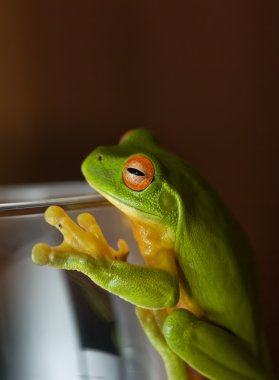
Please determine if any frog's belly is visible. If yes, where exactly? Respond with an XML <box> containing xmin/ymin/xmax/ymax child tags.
<box><xmin>188</xmin><ymin>366</ymin><xmax>208</xmax><ymax>380</ymax></box>
<box><xmin>132</xmin><ymin>222</ymin><xmax>207</xmax><ymax>379</ymax></box>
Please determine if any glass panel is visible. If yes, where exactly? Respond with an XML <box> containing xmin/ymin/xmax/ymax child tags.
<box><xmin>0</xmin><ymin>182</ymin><xmax>166</xmax><ymax>380</ymax></box>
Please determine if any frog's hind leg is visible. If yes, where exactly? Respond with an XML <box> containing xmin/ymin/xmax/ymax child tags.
<box><xmin>163</xmin><ymin>309</ymin><xmax>270</xmax><ymax>380</ymax></box>
<box><xmin>135</xmin><ymin>307</ymin><xmax>189</xmax><ymax>380</ymax></box>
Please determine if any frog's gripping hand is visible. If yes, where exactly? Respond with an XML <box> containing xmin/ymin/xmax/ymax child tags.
<box><xmin>32</xmin><ymin>206</ymin><xmax>129</xmax><ymax>266</ymax></box>
<box><xmin>32</xmin><ymin>206</ymin><xmax>179</xmax><ymax>309</ymax></box>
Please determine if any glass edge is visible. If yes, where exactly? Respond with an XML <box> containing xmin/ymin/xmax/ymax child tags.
<box><xmin>0</xmin><ymin>194</ymin><xmax>111</xmax><ymax>217</ymax></box>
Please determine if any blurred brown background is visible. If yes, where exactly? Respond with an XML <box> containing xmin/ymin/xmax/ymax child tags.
<box><xmin>0</xmin><ymin>0</ymin><xmax>278</xmax><ymax>375</ymax></box>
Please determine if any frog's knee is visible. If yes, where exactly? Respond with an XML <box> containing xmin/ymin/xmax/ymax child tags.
<box><xmin>163</xmin><ymin>309</ymin><xmax>198</xmax><ymax>347</ymax></box>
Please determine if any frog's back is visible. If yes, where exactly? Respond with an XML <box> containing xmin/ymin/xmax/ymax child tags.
<box><xmin>172</xmin><ymin>161</ymin><xmax>263</xmax><ymax>358</ymax></box>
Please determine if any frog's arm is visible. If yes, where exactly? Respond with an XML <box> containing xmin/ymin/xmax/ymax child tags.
<box><xmin>163</xmin><ymin>309</ymin><xmax>272</xmax><ymax>380</ymax></box>
<box><xmin>32</xmin><ymin>206</ymin><xmax>179</xmax><ymax>309</ymax></box>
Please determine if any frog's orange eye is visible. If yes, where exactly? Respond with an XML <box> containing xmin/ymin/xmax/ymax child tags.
<box><xmin>123</xmin><ymin>155</ymin><xmax>155</xmax><ymax>191</ymax></box>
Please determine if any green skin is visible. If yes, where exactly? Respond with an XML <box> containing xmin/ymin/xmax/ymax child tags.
<box><xmin>32</xmin><ymin>129</ymin><xmax>272</xmax><ymax>380</ymax></box>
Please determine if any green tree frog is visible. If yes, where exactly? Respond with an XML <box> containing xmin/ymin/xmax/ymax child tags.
<box><xmin>32</xmin><ymin>129</ymin><xmax>273</xmax><ymax>380</ymax></box>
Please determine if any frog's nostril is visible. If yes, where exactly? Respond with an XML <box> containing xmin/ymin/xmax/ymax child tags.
<box><xmin>97</xmin><ymin>154</ymin><xmax>103</xmax><ymax>161</ymax></box>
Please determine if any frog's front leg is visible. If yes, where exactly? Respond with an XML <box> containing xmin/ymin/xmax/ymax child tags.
<box><xmin>163</xmin><ymin>309</ymin><xmax>271</xmax><ymax>380</ymax></box>
<box><xmin>32</xmin><ymin>206</ymin><xmax>179</xmax><ymax>309</ymax></box>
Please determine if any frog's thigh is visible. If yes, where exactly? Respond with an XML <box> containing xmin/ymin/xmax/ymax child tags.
<box><xmin>163</xmin><ymin>309</ymin><xmax>267</xmax><ymax>380</ymax></box>
<box><xmin>135</xmin><ymin>307</ymin><xmax>188</xmax><ymax>380</ymax></box>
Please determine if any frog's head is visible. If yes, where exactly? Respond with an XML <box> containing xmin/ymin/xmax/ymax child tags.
<box><xmin>81</xmin><ymin>129</ymin><xmax>181</xmax><ymax>227</ymax></box>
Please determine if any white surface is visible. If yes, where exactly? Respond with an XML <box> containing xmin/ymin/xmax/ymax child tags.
<box><xmin>3</xmin><ymin>251</ymin><xmax>81</xmax><ymax>380</ymax></box>
<box><xmin>81</xmin><ymin>349</ymin><xmax>122</xmax><ymax>380</ymax></box>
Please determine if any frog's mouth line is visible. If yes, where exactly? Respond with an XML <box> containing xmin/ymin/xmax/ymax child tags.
<box><xmin>87</xmin><ymin>182</ymin><xmax>159</xmax><ymax>221</ymax></box>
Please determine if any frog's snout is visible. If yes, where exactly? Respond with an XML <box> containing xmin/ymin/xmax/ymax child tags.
<box><xmin>81</xmin><ymin>148</ymin><xmax>105</xmax><ymax>176</ymax></box>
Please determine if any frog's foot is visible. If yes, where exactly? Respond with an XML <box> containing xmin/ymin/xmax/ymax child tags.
<box><xmin>32</xmin><ymin>206</ymin><xmax>129</xmax><ymax>267</ymax></box>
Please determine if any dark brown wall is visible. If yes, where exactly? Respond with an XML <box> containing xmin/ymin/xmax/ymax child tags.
<box><xmin>0</xmin><ymin>0</ymin><xmax>278</xmax><ymax>374</ymax></box>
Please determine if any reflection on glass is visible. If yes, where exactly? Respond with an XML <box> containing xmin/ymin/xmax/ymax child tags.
<box><xmin>0</xmin><ymin>182</ymin><xmax>166</xmax><ymax>380</ymax></box>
